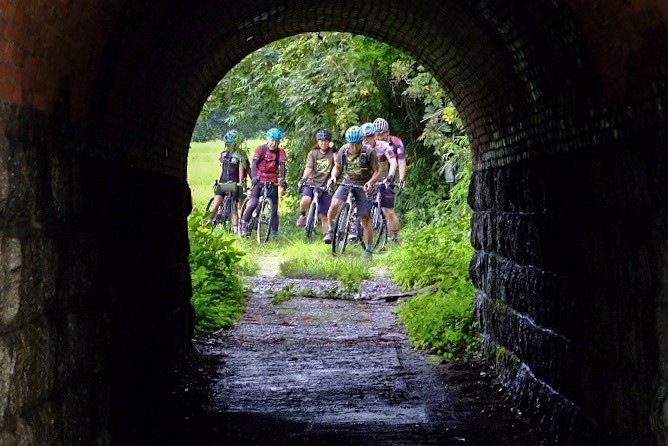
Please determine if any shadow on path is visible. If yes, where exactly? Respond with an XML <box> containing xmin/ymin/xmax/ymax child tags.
<box><xmin>149</xmin><ymin>277</ymin><xmax>547</xmax><ymax>445</ymax></box>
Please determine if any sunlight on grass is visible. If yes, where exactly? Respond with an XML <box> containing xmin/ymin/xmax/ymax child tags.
<box><xmin>278</xmin><ymin>239</ymin><xmax>373</xmax><ymax>280</ymax></box>
<box><xmin>188</xmin><ymin>139</ymin><xmax>263</xmax><ymax>207</ymax></box>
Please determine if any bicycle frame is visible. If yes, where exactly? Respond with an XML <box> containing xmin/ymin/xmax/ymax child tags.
<box><xmin>305</xmin><ymin>185</ymin><xmax>327</xmax><ymax>241</ymax></box>
<box><xmin>369</xmin><ymin>183</ymin><xmax>389</xmax><ymax>251</ymax></box>
<box><xmin>255</xmin><ymin>181</ymin><xmax>275</xmax><ymax>243</ymax></box>
<box><xmin>204</xmin><ymin>180</ymin><xmax>238</xmax><ymax>231</ymax></box>
<box><xmin>332</xmin><ymin>183</ymin><xmax>367</xmax><ymax>255</ymax></box>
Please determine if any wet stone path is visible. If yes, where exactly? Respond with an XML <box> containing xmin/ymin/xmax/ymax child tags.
<box><xmin>161</xmin><ymin>276</ymin><xmax>547</xmax><ymax>445</ymax></box>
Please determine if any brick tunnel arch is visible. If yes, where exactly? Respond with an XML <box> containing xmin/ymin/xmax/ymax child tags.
<box><xmin>1</xmin><ymin>1</ymin><xmax>666</xmax><ymax>444</ymax></box>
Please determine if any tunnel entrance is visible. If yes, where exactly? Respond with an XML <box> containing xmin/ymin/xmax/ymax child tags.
<box><xmin>179</xmin><ymin>31</ymin><xmax>497</xmax><ymax>443</ymax></box>
<box><xmin>0</xmin><ymin>1</ymin><xmax>666</xmax><ymax>445</ymax></box>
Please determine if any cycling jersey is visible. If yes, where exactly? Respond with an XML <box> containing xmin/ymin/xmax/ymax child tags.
<box><xmin>219</xmin><ymin>150</ymin><xmax>245</xmax><ymax>183</ymax></box>
<box><xmin>253</xmin><ymin>144</ymin><xmax>286</xmax><ymax>184</ymax></box>
<box><xmin>387</xmin><ymin>135</ymin><xmax>406</xmax><ymax>161</ymax></box>
<box><xmin>368</xmin><ymin>140</ymin><xmax>396</xmax><ymax>177</ymax></box>
<box><xmin>336</xmin><ymin>143</ymin><xmax>379</xmax><ymax>185</ymax></box>
<box><xmin>306</xmin><ymin>147</ymin><xmax>336</xmax><ymax>186</ymax></box>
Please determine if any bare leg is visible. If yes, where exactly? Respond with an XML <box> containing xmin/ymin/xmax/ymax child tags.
<box><xmin>384</xmin><ymin>207</ymin><xmax>399</xmax><ymax>236</ymax></box>
<box><xmin>299</xmin><ymin>195</ymin><xmax>312</xmax><ymax>213</ymax></box>
<box><xmin>327</xmin><ymin>198</ymin><xmax>343</xmax><ymax>229</ymax></box>
<box><xmin>361</xmin><ymin>216</ymin><xmax>373</xmax><ymax>246</ymax></box>
<box><xmin>209</xmin><ymin>195</ymin><xmax>224</xmax><ymax>220</ymax></box>
<box><xmin>319</xmin><ymin>215</ymin><xmax>329</xmax><ymax>233</ymax></box>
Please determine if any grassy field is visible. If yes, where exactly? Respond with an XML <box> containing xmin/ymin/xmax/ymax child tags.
<box><xmin>188</xmin><ymin>139</ymin><xmax>263</xmax><ymax>207</ymax></box>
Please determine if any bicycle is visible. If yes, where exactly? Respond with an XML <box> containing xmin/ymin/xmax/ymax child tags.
<box><xmin>332</xmin><ymin>183</ymin><xmax>369</xmax><ymax>255</ymax></box>
<box><xmin>240</xmin><ymin>181</ymin><xmax>275</xmax><ymax>243</ymax></box>
<box><xmin>368</xmin><ymin>182</ymin><xmax>389</xmax><ymax>252</ymax></box>
<box><xmin>204</xmin><ymin>180</ymin><xmax>238</xmax><ymax>232</ymax></box>
<box><xmin>300</xmin><ymin>184</ymin><xmax>328</xmax><ymax>241</ymax></box>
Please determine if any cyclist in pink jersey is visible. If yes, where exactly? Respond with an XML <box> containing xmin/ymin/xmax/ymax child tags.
<box><xmin>373</xmin><ymin>117</ymin><xmax>407</xmax><ymax>243</ymax></box>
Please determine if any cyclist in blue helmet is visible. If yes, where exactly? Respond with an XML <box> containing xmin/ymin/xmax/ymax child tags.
<box><xmin>223</xmin><ymin>129</ymin><xmax>238</xmax><ymax>145</ymax></box>
<box><xmin>342</xmin><ymin>122</ymin><xmax>399</xmax><ymax>242</ymax></box>
<box><xmin>323</xmin><ymin>125</ymin><xmax>381</xmax><ymax>259</ymax></box>
<box><xmin>296</xmin><ymin>129</ymin><xmax>338</xmax><ymax>231</ymax></box>
<box><xmin>266</xmin><ymin>127</ymin><xmax>283</xmax><ymax>141</ymax></box>
<box><xmin>373</xmin><ymin>117</ymin><xmax>407</xmax><ymax>243</ymax></box>
<box><xmin>240</xmin><ymin>128</ymin><xmax>288</xmax><ymax>238</ymax></box>
<box><xmin>207</xmin><ymin>129</ymin><xmax>247</xmax><ymax>233</ymax></box>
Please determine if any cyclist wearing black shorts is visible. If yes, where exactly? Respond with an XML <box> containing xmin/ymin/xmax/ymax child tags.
<box><xmin>324</xmin><ymin>125</ymin><xmax>380</xmax><ymax>258</ymax></box>
<box><xmin>207</xmin><ymin>130</ymin><xmax>247</xmax><ymax>233</ymax></box>
<box><xmin>240</xmin><ymin>128</ymin><xmax>287</xmax><ymax>238</ymax></box>
<box><xmin>296</xmin><ymin>129</ymin><xmax>337</xmax><ymax>235</ymax></box>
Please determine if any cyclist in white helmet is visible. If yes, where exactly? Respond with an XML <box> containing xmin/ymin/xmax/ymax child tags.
<box><xmin>373</xmin><ymin>117</ymin><xmax>407</xmax><ymax>243</ymax></box>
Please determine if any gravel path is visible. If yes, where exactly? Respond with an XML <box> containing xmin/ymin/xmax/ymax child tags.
<box><xmin>154</xmin><ymin>272</ymin><xmax>546</xmax><ymax>445</ymax></box>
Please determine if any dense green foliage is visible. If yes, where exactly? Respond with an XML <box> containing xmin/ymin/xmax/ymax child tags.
<box><xmin>188</xmin><ymin>212</ymin><xmax>248</xmax><ymax>333</ymax></box>
<box><xmin>390</xmin><ymin>178</ymin><xmax>479</xmax><ymax>359</ymax></box>
<box><xmin>190</xmin><ymin>32</ymin><xmax>478</xmax><ymax>358</ymax></box>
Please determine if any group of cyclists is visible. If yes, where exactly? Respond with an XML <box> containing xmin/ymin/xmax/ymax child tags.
<box><xmin>206</xmin><ymin>118</ymin><xmax>407</xmax><ymax>258</ymax></box>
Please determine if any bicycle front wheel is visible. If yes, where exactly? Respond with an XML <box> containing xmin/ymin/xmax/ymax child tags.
<box><xmin>220</xmin><ymin>195</ymin><xmax>234</xmax><ymax>232</ymax></box>
<box><xmin>373</xmin><ymin>209</ymin><xmax>388</xmax><ymax>252</ymax></box>
<box><xmin>332</xmin><ymin>202</ymin><xmax>350</xmax><ymax>255</ymax></box>
<box><xmin>305</xmin><ymin>200</ymin><xmax>318</xmax><ymax>241</ymax></box>
<box><xmin>204</xmin><ymin>197</ymin><xmax>216</xmax><ymax>226</ymax></box>
<box><xmin>256</xmin><ymin>198</ymin><xmax>274</xmax><ymax>243</ymax></box>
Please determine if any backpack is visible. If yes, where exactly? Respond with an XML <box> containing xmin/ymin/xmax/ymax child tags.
<box><xmin>341</xmin><ymin>145</ymin><xmax>371</xmax><ymax>171</ymax></box>
<box><xmin>256</xmin><ymin>144</ymin><xmax>279</xmax><ymax>169</ymax></box>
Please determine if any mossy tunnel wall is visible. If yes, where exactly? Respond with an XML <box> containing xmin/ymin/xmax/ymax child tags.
<box><xmin>0</xmin><ymin>0</ymin><xmax>666</xmax><ymax>444</ymax></box>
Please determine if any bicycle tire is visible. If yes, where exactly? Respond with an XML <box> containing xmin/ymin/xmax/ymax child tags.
<box><xmin>305</xmin><ymin>199</ymin><xmax>318</xmax><ymax>241</ymax></box>
<box><xmin>239</xmin><ymin>196</ymin><xmax>254</xmax><ymax>236</ymax></box>
<box><xmin>332</xmin><ymin>202</ymin><xmax>350</xmax><ymax>255</ymax></box>
<box><xmin>257</xmin><ymin>198</ymin><xmax>274</xmax><ymax>243</ymax></box>
<box><xmin>219</xmin><ymin>195</ymin><xmax>233</xmax><ymax>232</ymax></box>
<box><xmin>374</xmin><ymin>210</ymin><xmax>388</xmax><ymax>252</ymax></box>
<box><xmin>204</xmin><ymin>197</ymin><xmax>216</xmax><ymax>225</ymax></box>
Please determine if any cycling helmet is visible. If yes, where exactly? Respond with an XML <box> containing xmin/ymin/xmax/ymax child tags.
<box><xmin>373</xmin><ymin>117</ymin><xmax>390</xmax><ymax>134</ymax></box>
<box><xmin>344</xmin><ymin>125</ymin><xmax>364</xmax><ymax>143</ymax></box>
<box><xmin>361</xmin><ymin>122</ymin><xmax>375</xmax><ymax>137</ymax></box>
<box><xmin>316</xmin><ymin>129</ymin><xmax>332</xmax><ymax>141</ymax></box>
<box><xmin>223</xmin><ymin>130</ymin><xmax>238</xmax><ymax>144</ymax></box>
<box><xmin>266</xmin><ymin>127</ymin><xmax>283</xmax><ymax>141</ymax></box>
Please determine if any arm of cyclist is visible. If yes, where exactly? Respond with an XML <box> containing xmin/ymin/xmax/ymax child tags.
<box><xmin>250</xmin><ymin>153</ymin><xmax>260</xmax><ymax>186</ymax></box>
<box><xmin>385</xmin><ymin>156</ymin><xmax>398</xmax><ymax>186</ymax></box>
<box><xmin>298</xmin><ymin>166</ymin><xmax>313</xmax><ymax>191</ymax></box>
<box><xmin>326</xmin><ymin>162</ymin><xmax>342</xmax><ymax>190</ymax></box>
<box><xmin>279</xmin><ymin>159</ymin><xmax>288</xmax><ymax>195</ymax></box>
<box><xmin>397</xmin><ymin>158</ymin><xmax>407</xmax><ymax>189</ymax></box>
<box><xmin>364</xmin><ymin>157</ymin><xmax>382</xmax><ymax>192</ymax></box>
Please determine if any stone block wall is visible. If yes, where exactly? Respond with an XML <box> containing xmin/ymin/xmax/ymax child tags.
<box><xmin>0</xmin><ymin>101</ymin><xmax>194</xmax><ymax>444</ymax></box>
<box><xmin>471</xmin><ymin>101</ymin><xmax>668</xmax><ymax>443</ymax></box>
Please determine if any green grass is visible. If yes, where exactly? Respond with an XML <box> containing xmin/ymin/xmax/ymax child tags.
<box><xmin>188</xmin><ymin>139</ymin><xmax>263</xmax><ymax>207</ymax></box>
<box><xmin>278</xmin><ymin>238</ymin><xmax>374</xmax><ymax>280</ymax></box>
